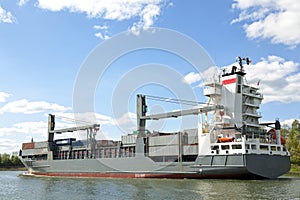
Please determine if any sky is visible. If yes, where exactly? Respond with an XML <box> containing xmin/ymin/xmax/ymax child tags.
<box><xmin>0</xmin><ymin>0</ymin><xmax>300</xmax><ymax>153</ymax></box>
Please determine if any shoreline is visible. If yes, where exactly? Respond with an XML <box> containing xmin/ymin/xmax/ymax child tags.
<box><xmin>0</xmin><ymin>167</ymin><xmax>26</xmax><ymax>171</ymax></box>
<box><xmin>289</xmin><ymin>164</ymin><xmax>300</xmax><ymax>175</ymax></box>
<box><xmin>287</xmin><ymin>171</ymin><xmax>300</xmax><ymax>176</ymax></box>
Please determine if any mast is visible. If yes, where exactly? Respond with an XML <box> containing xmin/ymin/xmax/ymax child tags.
<box><xmin>136</xmin><ymin>94</ymin><xmax>146</xmax><ymax>156</ymax></box>
<box><xmin>136</xmin><ymin>94</ymin><xmax>147</xmax><ymax>138</ymax></box>
<box><xmin>48</xmin><ymin>114</ymin><xmax>55</xmax><ymax>143</ymax></box>
<box><xmin>47</xmin><ymin>114</ymin><xmax>55</xmax><ymax>156</ymax></box>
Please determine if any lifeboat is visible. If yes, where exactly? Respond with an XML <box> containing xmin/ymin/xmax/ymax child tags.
<box><xmin>218</xmin><ymin>137</ymin><xmax>234</xmax><ymax>143</ymax></box>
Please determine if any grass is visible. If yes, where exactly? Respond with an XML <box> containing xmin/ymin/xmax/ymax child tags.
<box><xmin>289</xmin><ymin>164</ymin><xmax>300</xmax><ymax>174</ymax></box>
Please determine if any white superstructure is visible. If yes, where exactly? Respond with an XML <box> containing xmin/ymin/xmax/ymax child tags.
<box><xmin>199</xmin><ymin>57</ymin><xmax>288</xmax><ymax>157</ymax></box>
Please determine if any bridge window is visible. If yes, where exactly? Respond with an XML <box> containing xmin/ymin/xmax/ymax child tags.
<box><xmin>277</xmin><ymin>146</ymin><xmax>282</xmax><ymax>151</ymax></box>
<box><xmin>221</xmin><ymin>145</ymin><xmax>230</xmax><ymax>150</ymax></box>
<box><xmin>271</xmin><ymin>146</ymin><xmax>276</xmax><ymax>151</ymax></box>
<box><xmin>232</xmin><ymin>144</ymin><xmax>242</xmax><ymax>149</ymax></box>
<box><xmin>211</xmin><ymin>145</ymin><xmax>219</xmax><ymax>150</ymax></box>
<box><xmin>260</xmin><ymin>145</ymin><xmax>269</xmax><ymax>151</ymax></box>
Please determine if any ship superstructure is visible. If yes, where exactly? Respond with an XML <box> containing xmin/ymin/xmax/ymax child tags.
<box><xmin>20</xmin><ymin>57</ymin><xmax>290</xmax><ymax>179</ymax></box>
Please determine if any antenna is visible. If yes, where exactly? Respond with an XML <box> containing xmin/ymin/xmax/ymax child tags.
<box><xmin>237</xmin><ymin>57</ymin><xmax>251</xmax><ymax>72</ymax></box>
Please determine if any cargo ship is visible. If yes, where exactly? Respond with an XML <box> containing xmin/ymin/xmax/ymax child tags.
<box><xmin>20</xmin><ymin>57</ymin><xmax>290</xmax><ymax>179</ymax></box>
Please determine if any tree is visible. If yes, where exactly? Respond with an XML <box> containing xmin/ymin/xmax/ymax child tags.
<box><xmin>0</xmin><ymin>153</ymin><xmax>12</xmax><ymax>167</ymax></box>
<box><xmin>281</xmin><ymin>124</ymin><xmax>289</xmax><ymax>138</ymax></box>
<box><xmin>286</xmin><ymin>120</ymin><xmax>300</xmax><ymax>165</ymax></box>
<box><xmin>0</xmin><ymin>154</ymin><xmax>24</xmax><ymax>168</ymax></box>
<box><xmin>11</xmin><ymin>155</ymin><xmax>23</xmax><ymax>167</ymax></box>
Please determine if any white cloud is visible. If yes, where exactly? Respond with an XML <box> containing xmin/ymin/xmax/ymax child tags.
<box><xmin>0</xmin><ymin>92</ymin><xmax>11</xmax><ymax>103</ymax></box>
<box><xmin>0</xmin><ymin>119</ymin><xmax>84</xmax><ymax>138</ymax></box>
<box><xmin>182</xmin><ymin>66</ymin><xmax>219</xmax><ymax>85</ymax></box>
<box><xmin>72</xmin><ymin>112</ymin><xmax>114</xmax><ymax>125</ymax></box>
<box><xmin>94</xmin><ymin>32</ymin><xmax>110</xmax><ymax>40</ymax></box>
<box><xmin>131</xmin><ymin>3</ymin><xmax>160</xmax><ymax>33</ymax></box>
<box><xmin>0</xmin><ymin>120</ymin><xmax>77</xmax><ymax>153</ymax></box>
<box><xmin>94</xmin><ymin>24</ymin><xmax>110</xmax><ymax>40</ymax></box>
<box><xmin>0</xmin><ymin>5</ymin><xmax>16</xmax><ymax>23</ymax></box>
<box><xmin>113</xmin><ymin>112</ymin><xmax>136</xmax><ymax>125</ymax></box>
<box><xmin>56</xmin><ymin>111</ymin><xmax>136</xmax><ymax>126</ymax></box>
<box><xmin>18</xmin><ymin>0</ymin><xmax>30</xmax><ymax>6</ymax></box>
<box><xmin>94</xmin><ymin>25</ymin><xmax>108</xmax><ymax>30</ymax></box>
<box><xmin>201</xmin><ymin>66</ymin><xmax>219</xmax><ymax>83</ymax></box>
<box><xmin>0</xmin><ymin>99</ymin><xmax>71</xmax><ymax>114</ymax></box>
<box><xmin>0</xmin><ymin>139</ymin><xmax>21</xmax><ymax>154</ymax></box>
<box><xmin>183</xmin><ymin>72</ymin><xmax>202</xmax><ymax>85</ymax></box>
<box><xmin>281</xmin><ymin>118</ymin><xmax>299</xmax><ymax>127</ymax></box>
<box><xmin>243</xmin><ymin>56</ymin><xmax>300</xmax><ymax>103</ymax></box>
<box><xmin>0</xmin><ymin>121</ymin><xmax>48</xmax><ymax>137</ymax></box>
<box><xmin>36</xmin><ymin>0</ymin><xmax>166</xmax><ymax>32</ymax></box>
<box><xmin>232</xmin><ymin>0</ymin><xmax>300</xmax><ymax>47</ymax></box>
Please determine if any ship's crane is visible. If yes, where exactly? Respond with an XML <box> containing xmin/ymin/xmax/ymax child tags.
<box><xmin>140</xmin><ymin>105</ymin><xmax>223</xmax><ymax>120</ymax></box>
<box><xmin>47</xmin><ymin>114</ymin><xmax>100</xmax><ymax>154</ymax></box>
<box><xmin>135</xmin><ymin>94</ymin><xmax>224</xmax><ymax>156</ymax></box>
<box><xmin>136</xmin><ymin>94</ymin><xmax>223</xmax><ymax>137</ymax></box>
<box><xmin>48</xmin><ymin>124</ymin><xmax>100</xmax><ymax>134</ymax></box>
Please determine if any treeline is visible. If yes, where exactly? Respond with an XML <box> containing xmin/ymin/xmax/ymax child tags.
<box><xmin>0</xmin><ymin>153</ymin><xmax>24</xmax><ymax>168</ymax></box>
<box><xmin>282</xmin><ymin>120</ymin><xmax>300</xmax><ymax>165</ymax></box>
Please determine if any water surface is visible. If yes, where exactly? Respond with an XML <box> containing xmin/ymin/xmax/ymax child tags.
<box><xmin>0</xmin><ymin>171</ymin><xmax>299</xmax><ymax>200</ymax></box>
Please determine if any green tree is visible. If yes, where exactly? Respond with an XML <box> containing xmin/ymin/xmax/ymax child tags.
<box><xmin>286</xmin><ymin>120</ymin><xmax>300</xmax><ymax>165</ymax></box>
<box><xmin>0</xmin><ymin>153</ymin><xmax>12</xmax><ymax>167</ymax></box>
<box><xmin>11</xmin><ymin>155</ymin><xmax>23</xmax><ymax>167</ymax></box>
<box><xmin>0</xmin><ymin>154</ymin><xmax>24</xmax><ymax>168</ymax></box>
<box><xmin>281</xmin><ymin>124</ymin><xmax>289</xmax><ymax>138</ymax></box>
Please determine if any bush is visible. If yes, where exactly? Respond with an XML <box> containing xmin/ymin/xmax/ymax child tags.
<box><xmin>285</xmin><ymin>120</ymin><xmax>300</xmax><ymax>165</ymax></box>
<box><xmin>0</xmin><ymin>154</ymin><xmax>24</xmax><ymax>168</ymax></box>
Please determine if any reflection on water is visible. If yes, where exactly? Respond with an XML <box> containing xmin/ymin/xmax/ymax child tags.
<box><xmin>0</xmin><ymin>171</ymin><xmax>299</xmax><ymax>200</ymax></box>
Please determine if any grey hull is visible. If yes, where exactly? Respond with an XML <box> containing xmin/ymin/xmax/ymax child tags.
<box><xmin>245</xmin><ymin>154</ymin><xmax>291</xmax><ymax>179</ymax></box>
<box><xmin>195</xmin><ymin>154</ymin><xmax>290</xmax><ymax>179</ymax></box>
<box><xmin>22</xmin><ymin>154</ymin><xmax>290</xmax><ymax>179</ymax></box>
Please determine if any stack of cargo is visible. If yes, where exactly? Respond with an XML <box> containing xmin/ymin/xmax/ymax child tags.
<box><xmin>96</xmin><ymin>140</ymin><xmax>118</xmax><ymax>147</ymax></box>
<box><xmin>184</xmin><ymin>129</ymin><xmax>198</xmax><ymax>144</ymax></box>
<box><xmin>95</xmin><ymin>140</ymin><xmax>121</xmax><ymax>158</ymax></box>
<box><xmin>55</xmin><ymin>138</ymin><xmax>75</xmax><ymax>152</ymax></box>
<box><xmin>21</xmin><ymin>141</ymin><xmax>48</xmax><ymax>158</ymax></box>
<box><xmin>121</xmin><ymin>134</ymin><xmax>137</xmax><ymax>147</ymax></box>
<box><xmin>148</xmin><ymin>132</ymin><xmax>187</xmax><ymax>157</ymax></box>
<box><xmin>72</xmin><ymin>140</ymin><xmax>85</xmax><ymax>149</ymax></box>
<box><xmin>183</xmin><ymin>129</ymin><xmax>198</xmax><ymax>155</ymax></box>
<box><xmin>22</xmin><ymin>142</ymin><xmax>34</xmax><ymax>150</ymax></box>
<box><xmin>119</xmin><ymin>135</ymin><xmax>136</xmax><ymax>157</ymax></box>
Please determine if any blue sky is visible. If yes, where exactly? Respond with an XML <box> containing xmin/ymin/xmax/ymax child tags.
<box><xmin>0</xmin><ymin>0</ymin><xmax>300</xmax><ymax>153</ymax></box>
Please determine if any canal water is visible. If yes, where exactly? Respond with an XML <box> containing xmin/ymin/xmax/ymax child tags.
<box><xmin>0</xmin><ymin>171</ymin><xmax>299</xmax><ymax>200</ymax></box>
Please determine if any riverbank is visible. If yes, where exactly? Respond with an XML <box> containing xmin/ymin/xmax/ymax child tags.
<box><xmin>288</xmin><ymin>164</ymin><xmax>300</xmax><ymax>175</ymax></box>
<box><xmin>0</xmin><ymin>167</ymin><xmax>26</xmax><ymax>171</ymax></box>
